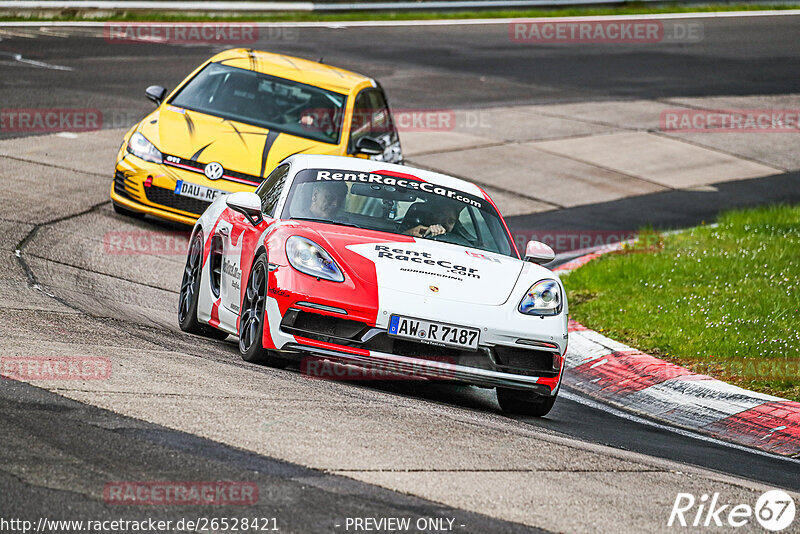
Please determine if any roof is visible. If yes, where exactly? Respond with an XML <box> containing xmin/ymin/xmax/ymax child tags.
<box><xmin>210</xmin><ymin>48</ymin><xmax>373</xmax><ymax>93</ymax></box>
<box><xmin>288</xmin><ymin>154</ymin><xmax>486</xmax><ymax>198</ymax></box>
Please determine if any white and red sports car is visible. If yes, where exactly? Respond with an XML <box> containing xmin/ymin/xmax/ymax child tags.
<box><xmin>179</xmin><ymin>155</ymin><xmax>568</xmax><ymax>415</ymax></box>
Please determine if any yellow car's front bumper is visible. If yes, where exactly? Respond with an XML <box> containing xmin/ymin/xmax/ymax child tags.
<box><xmin>110</xmin><ymin>183</ymin><xmax>198</xmax><ymax>226</ymax></box>
<box><xmin>111</xmin><ymin>154</ymin><xmax>260</xmax><ymax>226</ymax></box>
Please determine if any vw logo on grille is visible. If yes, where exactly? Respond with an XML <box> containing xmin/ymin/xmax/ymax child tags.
<box><xmin>204</xmin><ymin>162</ymin><xmax>224</xmax><ymax>180</ymax></box>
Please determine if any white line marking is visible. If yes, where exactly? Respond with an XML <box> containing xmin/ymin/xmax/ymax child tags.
<box><xmin>31</xmin><ymin>284</ymin><xmax>56</xmax><ymax>297</ymax></box>
<box><xmin>0</xmin><ymin>51</ymin><xmax>72</xmax><ymax>70</ymax></box>
<box><xmin>0</xmin><ymin>10</ymin><xmax>799</xmax><ymax>28</ymax></box>
<box><xmin>56</xmin><ymin>132</ymin><xmax>78</xmax><ymax>138</ymax></box>
<box><xmin>589</xmin><ymin>357</ymin><xmax>608</xmax><ymax>369</ymax></box>
<box><xmin>761</xmin><ymin>426</ymin><xmax>788</xmax><ymax>440</ymax></box>
<box><xmin>561</xmin><ymin>390</ymin><xmax>800</xmax><ymax>464</ymax></box>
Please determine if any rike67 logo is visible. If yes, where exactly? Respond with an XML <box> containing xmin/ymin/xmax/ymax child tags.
<box><xmin>669</xmin><ymin>490</ymin><xmax>796</xmax><ymax>531</ymax></box>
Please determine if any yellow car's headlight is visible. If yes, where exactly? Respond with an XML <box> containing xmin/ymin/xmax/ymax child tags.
<box><xmin>126</xmin><ymin>132</ymin><xmax>162</xmax><ymax>164</ymax></box>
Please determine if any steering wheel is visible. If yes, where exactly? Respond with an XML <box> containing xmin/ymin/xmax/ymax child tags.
<box><xmin>433</xmin><ymin>230</ymin><xmax>473</xmax><ymax>247</ymax></box>
<box><xmin>424</xmin><ymin>229</ymin><xmax>447</xmax><ymax>241</ymax></box>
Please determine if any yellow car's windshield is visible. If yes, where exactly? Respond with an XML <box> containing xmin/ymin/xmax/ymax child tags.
<box><xmin>170</xmin><ymin>62</ymin><xmax>347</xmax><ymax>144</ymax></box>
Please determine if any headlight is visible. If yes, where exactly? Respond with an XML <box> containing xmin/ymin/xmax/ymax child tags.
<box><xmin>286</xmin><ymin>236</ymin><xmax>344</xmax><ymax>282</ymax></box>
<box><xmin>519</xmin><ymin>279</ymin><xmax>562</xmax><ymax>316</ymax></box>
<box><xmin>126</xmin><ymin>132</ymin><xmax>163</xmax><ymax>164</ymax></box>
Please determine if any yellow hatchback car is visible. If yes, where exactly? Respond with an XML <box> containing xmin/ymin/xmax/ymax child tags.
<box><xmin>111</xmin><ymin>48</ymin><xmax>402</xmax><ymax>225</ymax></box>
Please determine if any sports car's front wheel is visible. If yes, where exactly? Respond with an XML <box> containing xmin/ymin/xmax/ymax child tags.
<box><xmin>496</xmin><ymin>388</ymin><xmax>557</xmax><ymax>417</ymax></box>
<box><xmin>178</xmin><ymin>231</ymin><xmax>229</xmax><ymax>340</ymax></box>
<box><xmin>238</xmin><ymin>254</ymin><xmax>288</xmax><ymax>368</ymax></box>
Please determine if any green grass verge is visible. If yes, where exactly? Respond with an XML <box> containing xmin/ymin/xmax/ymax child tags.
<box><xmin>1</xmin><ymin>3</ymin><xmax>799</xmax><ymax>22</ymax></box>
<box><xmin>563</xmin><ymin>204</ymin><xmax>800</xmax><ymax>402</ymax></box>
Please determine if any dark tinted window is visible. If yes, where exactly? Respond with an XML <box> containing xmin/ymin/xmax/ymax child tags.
<box><xmin>256</xmin><ymin>163</ymin><xmax>290</xmax><ymax>216</ymax></box>
<box><xmin>170</xmin><ymin>63</ymin><xmax>347</xmax><ymax>144</ymax></box>
<box><xmin>349</xmin><ymin>89</ymin><xmax>397</xmax><ymax>152</ymax></box>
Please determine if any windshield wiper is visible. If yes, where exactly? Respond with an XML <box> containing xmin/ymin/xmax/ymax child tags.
<box><xmin>289</xmin><ymin>217</ymin><xmax>364</xmax><ymax>229</ymax></box>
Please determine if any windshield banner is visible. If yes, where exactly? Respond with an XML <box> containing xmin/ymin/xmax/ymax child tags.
<box><xmin>302</xmin><ymin>168</ymin><xmax>484</xmax><ymax>210</ymax></box>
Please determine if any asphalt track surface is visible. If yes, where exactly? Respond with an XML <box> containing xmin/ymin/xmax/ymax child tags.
<box><xmin>0</xmin><ymin>14</ymin><xmax>798</xmax><ymax>134</ymax></box>
<box><xmin>0</xmin><ymin>379</ymin><xmax>540</xmax><ymax>532</ymax></box>
<box><xmin>1</xmin><ymin>14</ymin><xmax>799</xmax><ymax>532</ymax></box>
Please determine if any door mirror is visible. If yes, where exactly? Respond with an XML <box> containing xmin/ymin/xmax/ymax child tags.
<box><xmin>145</xmin><ymin>85</ymin><xmax>167</xmax><ymax>105</ymax></box>
<box><xmin>226</xmin><ymin>192</ymin><xmax>263</xmax><ymax>227</ymax></box>
<box><xmin>354</xmin><ymin>136</ymin><xmax>384</xmax><ymax>156</ymax></box>
<box><xmin>524</xmin><ymin>240</ymin><xmax>555</xmax><ymax>264</ymax></box>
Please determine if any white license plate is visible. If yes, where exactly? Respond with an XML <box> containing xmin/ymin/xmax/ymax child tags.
<box><xmin>174</xmin><ymin>180</ymin><xmax>227</xmax><ymax>203</ymax></box>
<box><xmin>388</xmin><ymin>315</ymin><xmax>480</xmax><ymax>351</ymax></box>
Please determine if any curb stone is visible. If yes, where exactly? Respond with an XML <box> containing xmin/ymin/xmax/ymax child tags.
<box><xmin>554</xmin><ymin>245</ymin><xmax>800</xmax><ymax>457</ymax></box>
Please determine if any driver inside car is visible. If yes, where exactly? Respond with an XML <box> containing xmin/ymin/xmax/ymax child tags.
<box><xmin>401</xmin><ymin>201</ymin><xmax>462</xmax><ymax>239</ymax></box>
<box><xmin>298</xmin><ymin>94</ymin><xmax>338</xmax><ymax>141</ymax></box>
<box><xmin>307</xmin><ymin>181</ymin><xmax>348</xmax><ymax>220</ymax></box>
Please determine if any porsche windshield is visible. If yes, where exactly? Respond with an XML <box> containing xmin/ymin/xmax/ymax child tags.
<box><xmin>169</xmin><ymin>63</ymin><xmax>347</xmax><ymax>144</ymax></box>
<box><xmin>281</xmin><ymin>168</ymin><xmax>517</xmax><ymax>257</ymax></box>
